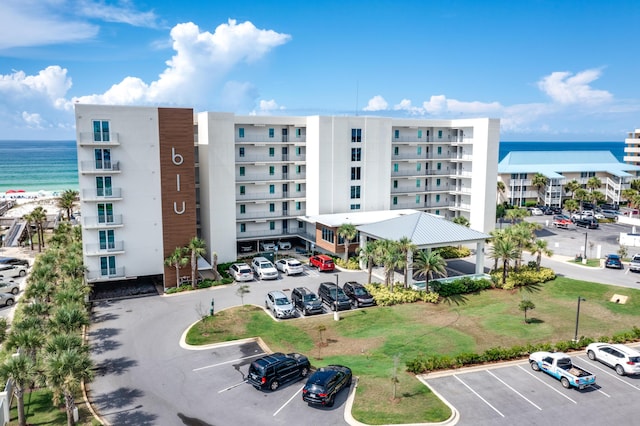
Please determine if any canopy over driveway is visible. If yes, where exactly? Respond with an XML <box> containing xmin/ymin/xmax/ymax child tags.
<box><xmin>356</xmin><ymin>211</ymin><xmax>491</xmax><ymax>277</ymax></box>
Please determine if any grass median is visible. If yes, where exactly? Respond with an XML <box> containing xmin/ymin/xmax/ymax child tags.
<box><xmin>186</xmin><ymin>277</ymin><xmax>640</xmax><ymax>424</ymax></box>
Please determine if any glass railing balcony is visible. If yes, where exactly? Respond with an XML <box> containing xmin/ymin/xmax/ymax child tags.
<box><xmin>85</xmin><ymin>241</ymin><xmax>125</xmax><ymax>255</ymax></box>
<box><xmin>82</xmin><ymin>188</ymin><xmax>123</xmax><ymax>200</ymax></box>
<box><xmin>78</xmin><ymin>132</ymin><xmax>120</xmax><ymax>146</ymax></box>
<box><xmin>235</xmin><ymin>135</ymin><xmax>307</xmax><ymax>143</ymax></box>
<box><xmin>79</xmin><ymin>161</ymin><xmax>121</xmax><ymax>173</ymax></box>
<box><xmin>83</xmin><ymin>215</ymin><xmax>124</xmax><ymax>228</ymax></box>
<box><xmin>86</xmin><ymin>267</ymin><xmax>125</xmax><ymax>282</ymax></box>
<box><xmin>237</xmin><ymin>173</ymin><xmax>306</xmax><ymax>182</ymax></box>
<box><xmin>235</xmin><ymin>154</ymin><xmax>307</xmax><ymax>162</ymax></box>
<box><xmin>236</xmin><ymin>191</ymin><xmax>306</xmax><ymax>201</ymax></box>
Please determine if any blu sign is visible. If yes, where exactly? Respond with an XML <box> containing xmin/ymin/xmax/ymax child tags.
<box><xmin>172</xmin><ymin>147</ymin><xmax>186</xmax><ymax>215</ymax></box>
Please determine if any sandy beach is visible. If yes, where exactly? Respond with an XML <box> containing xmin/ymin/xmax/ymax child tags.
<box><xmin>0</xmin><ymin>191</ymin><xmax>63</xmax><ymax>219</ymax></box>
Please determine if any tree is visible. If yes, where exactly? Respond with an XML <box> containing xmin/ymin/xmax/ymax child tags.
<box><xmin>531</xmin><ymin>239</ymin><xmax>553</xmax><ymax>271</ymax></box>
<box><xmin>397</xmin><ymin>236</ymin><xmax>417</xmax><ymax>288</ymax></box>
<box><xmin>337</xmin><ymin>223</ymin><xmax>357</xmax><ymax>262</ymax></box>
<box><xmin>586</xmin><ymin>176</ymin><xmax>602</xmax><ymax>192</ymax></box>
<box><xmin>57</xmin><ymin>190</ymin><xmax>79</xmax><ymax>221</ymax></box>
<box><xmin>574</xmin><ymin>188</ymin><xmax>588</xmax><ymax>211</ymax></box>
<box><xmin>30</xmin><ymin>206</ymin><xmax>47</xmax><ymax>252</ymax></box>
<box><xmin>22</xmin><ymin>211</ymin><xmax>35</xmax><ymax>251</ymax></box>
<box><xmin>49</xmin><ymin>304</ymin><xmax>90</xmax><ymax>334</ymax></box>
<box><xmin>505</xmin><ymin>208</ymin><xmax>527</xmax><ymax>224</ymax></box>
<box><xmin>0</xmin><ymin>354</ymin><xmax>36</xmax><ymax>426</ymax></box>
<box><xmin>236</xmin><ymin>284</ymin><xmax>250</xmax><ymax>305</ymax></box>
<box><xmin>187</xmin><ymin>237</ymin><xmax>207</xmax><ymax>289</ymax></box>
<box><xmin>621</xmin><ymin>188</ymin><xmax>638</xmax><ymax>205</ymax></box>
<box><xmin>357</xmin><ymin>240</ymin><xmax>378</xmax><ymax>284</ymax></box>
<box><xmin>165</xmin><ymin>246</ymin><xmax>189</xmax><ymax>288</ymax></box>
<box><xmin>563</xmin><ymin>199</ymin><xmax>579</xmax><ymax>214</ymax></box>
<box><xmin>589</xmin><ymin>190</ymin><xmax>605</xmax><ymax>206</ymax></box>
<box><xmin>489</xmin><ymin>236</ymin><xmax>519</xmax><ymax>287</ymax></box>
<box><xmin>506</xmin><ymin>221</ymin><xmax>540</xmax><ymax>271</ymax></box>
<box><xmin>375</xmin><ymin>240</ymin><xmax>403</xmax><ymax>290</ymax></box>
<box><xmin>497</xmin><ymin>181</ymin><xmax>506</xmax><ymax>204</ymax></box>
<box><xmin>452</xmin><ymin>216</ymin><xmax>470</xmax><ymax>227</ymax></box>
<box><xmin>531</xmin><ymin>173</ymin><xmax>548</xmax><ymax>204</ymax></box>
<box><xmin>519</xmin><ymin>299</ymin><xmax>536</xmax><ymax>324</ymax></box>
<box><xmin>564</xmin><ymin>179</ymin><xmax>581</xmax><ymax>199</ymax></box>
<box><xmin>412</xmin><ymin>250</ymin><xmax>447</xmax><ymax>293</ymax></box>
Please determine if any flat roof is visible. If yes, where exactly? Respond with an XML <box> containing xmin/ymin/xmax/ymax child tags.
<box><xmin>298</xmin><ymin>209</ymin><xmax>420</xmax><ymax>227</ymax></box>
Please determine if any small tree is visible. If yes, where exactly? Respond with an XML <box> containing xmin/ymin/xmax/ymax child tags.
<box><xmin>618</xmin><ymin>245</ymin><xmax>629</xmax><ymax>259</ymax></box>
<box><xmin>236</xmin><ymin>284</ymin><xmax>250</xmax><ymax>305</ymax></box>
<box><xmin>337</xmin><ymin>223</ymin><xmax>357</xmax><ymax>262</ymax></box>
<box><xmin>519</xmin><ymin>299</ymin><xmax>536</xmax><ymax>324</ymax></box>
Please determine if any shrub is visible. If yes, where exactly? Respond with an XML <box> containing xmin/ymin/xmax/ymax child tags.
<box><xmin>334</xmin><ymin>257</ymin><xmax>360</xmax><ymax>270</ymax></box>
<box><xmin>437</xmin><ymin>246</ymin><xmax>471</xmax><ymax>259</ymax></box>
<box><xmin>430</xmin><ymin>277</ymin><xmax>492</xmax><ymax>297</ymax></box>
<box><xmin>493</xmin><ymin>266</ymin><xmax>555</xmax><ymax>290</ymax></box>
<box><xmin>366</xmin><ymin>283</ymin><xmax>438</xmax><ymax>306</ymax></box>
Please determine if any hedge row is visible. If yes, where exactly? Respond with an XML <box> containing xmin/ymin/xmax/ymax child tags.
<box><xmin>406</xmin><ymin>326</ymin><xmax>640</xmax><ymax>374</ymax></box>
<box><xmin>491</xmin><ymin>266</ymin><xmax>556</xmax><ymax>290</ymax></box>
<box><xmin>437</xmin><ymin>246</ymin><xmax>472</xmax><ymax>259</ymax></box>
<box><xmin>366</xmin><ymin>283</ymin><xmax>439</xmax><ymax>306</ymax></box>
<box><xmin>430</xmin><ymin>277</ymin><xmax>493</xmax><ymax>297</ymax></box>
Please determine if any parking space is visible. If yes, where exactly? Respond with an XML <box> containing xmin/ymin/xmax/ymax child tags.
<box><xmin>425</xmin><ymin>354</ymin><xmax>640</xmax><ymax>425</ymax></box>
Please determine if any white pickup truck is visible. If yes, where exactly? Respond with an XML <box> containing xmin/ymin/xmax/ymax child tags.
<box><xmin>529</xmin><ymin>351</ymin><xmax>596</xmax><ymax>389</ymax></box>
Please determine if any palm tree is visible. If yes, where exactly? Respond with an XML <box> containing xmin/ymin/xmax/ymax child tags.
<box><xmin>22</xmin><ymin>211</ymin><xmax>35</xmax><ymax>251</ymax></box>
<box><xmin>0</xmin><ymin>354</ymin><xmax>36</xmax><ymax>426</ymax></box>
<box><xmin>49</xmin><ymin>304</ymin><xmax>90</xmax><ymax>334</ymax></box>
<box><xmin>531</xmin><ymin>173</ymin><xmax>548</xmax><ymax>204</ymax></box>
<box><xmin>44</xmin><ymin>334</ymin><xmax>88</xmax><ymax>356</ymax></box>
<box><xmin>621</xmin><ymin>188</ymin><xmax>638</xmax><ymax>206</ymax></box>
<box><xmin>564</xmin><ymin>179</ymin><xmax>581</xmax><ymax>199</ymax></box>
<box><xmin>5</xmin><ymin>328</ymin><xmax>45</xmax><ymax>362</ymax></box>
<box><xmin>57</xmin><ymin>189</ymin><xmax>79</xmax><ymax>221</ymax></box>
<box><xmin>506</xmin><ymin>221</ymin><xmax>540</xmax><ymax>271</ymax></box>
<box><xmin>489</xmin><ymin>236</ymin><xmax>519</xmax><ymax>287</ymax></box>
<box><xmin>574</xmin><ymin>188</ymin><xmax>589</xmax><ymax>211</ymax></box>
<box><xmin>586</xmin><ymin>176</ymin><xmax>602</xmax><ymax>192</ymax></box>
<box><xmin>412</xmin><ymin>250</ymin><xmax>447</xmax><ymax>293</ymax></box>
<box><xmin>30</xmin><ymin>206</ymin><xmax>47</xmax><ymax>252</ymax></box>
<box><xmin>43</xmin><ymin>349</ymin><xmax>94</xmax><ymax>426</ymax></box>
<box><xmin>187</xmin><ymin>237</ymin><xmax>207</xmax><ymax>289</ymax></box>
<box><xmin>165</xmin><ymin>246</ymin><xmax>189</xmax><ymax>288</ymax></box>
<box><xmin>589</xmin><ymin>190</ymin><xmax>605</xmax><ymax>206</ymax></box>
<box><xmin>531</xmin><ymin>239</ymin><xmax>553</xmax><ymax>271</ymax></box>
<box><xmin>452</xmin><ymin>216</ymin><xmax>470</xmax><ymax>227</ymax></box>
<box><xmin>497</xmin><ymin>181</ymin><xmax>506</xmax><ymax>204</ymax></box>
<box><xmin>397</xmin><ymin>236</ymin><xmax>417</xmax><ymax>288</ymax></box>
<box><xmin>357</xmin><ymin>240</ymin><xmax>378</xmax><ymax>284</ymax></box>
<box><xmin>337</xmin><ymin>223</ymin><xmax>358</xmax><ymax>262</ymax></box>
<box><xmin>505</xmin><ymin>208</ymin><xmax>527</xmax><ymax>224</ymax></box>
<box><xmin>375</xmin><ymin>239</ymin><xmax>402</xmax><ymax>289</ymax></box>
<box><xmin>564</xmin><ymin>199</ymin><xmax>579</xmax><ymax>214</ymax></box>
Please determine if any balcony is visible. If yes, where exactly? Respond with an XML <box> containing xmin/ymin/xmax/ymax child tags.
<box><xmin>449</xmin><ymin>154</ymin><xmax>474</xmax><ymax>161</ymax></box>
<box><xmin>237</xmin><ymin>209</ymin><xmax>306</xmax><ymax>220</ymax></box>
<box><xmin>86</xmin><ymin>267</ymin><xmax>126</xmax><ymax>282</ymax></box>
<box><xmin>236</xmin><ymin>154</ymin><xmax>306</xmax><ymax>163</ymax></box>
<box><xmin>82</xmin><ymin>188</ymin><xmax>123</xmax><ymax>201</ymax></box>
<box><xmin>83</xmin><ymin>215</ymin><xmax>124</xmax><ymax>229</ymax></box>
<box><xmin>236</xmin><ymin>172</ymin><xmax>306</xmax><ymax>182</ymax></box>
<box><xmin>85</xmin><ymin>241</ymin><xmax>125</xmax><ymax>256</ymax></box>
<box><xmin>236</xmin><ymin>191</ymin><xmax>306</xmax><ymax>201</ymax></box>
<box><xmin>391</xmin><ymin>185</ymin><xmax>451</xmax><ymax>194</ymax></box>
<box><xmin>235</xmin><ymin>135</ymin><xmax>306</xmax><ymax>143</ymax></box>
<box><xmin>79</xmin><ymin>161</ymin><xmax>121</xmax><ymax>174</ymax></box>
<box><xmin>78</xmin><ymin>132</ymin><xmax>120</xmax><ymax>146</ymax></box>
<box><xmin>236</xmin><ymin>228</ymin><xmax>308</xmax><ymax>239</ymax></box>
<box><xmin>392</xmin><ymin>136</ymin><xmax>430</xmax><ymax>143</ymax></box>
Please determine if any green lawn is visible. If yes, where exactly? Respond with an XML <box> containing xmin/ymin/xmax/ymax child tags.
<box><xmin>187</xmin><ymin>277</ymin><xmax>640</xmax><ymax>425</ymax></box>
<box><xmin>7</xmin><ymin>389</ymin><xmax>98</xmax><ymax>426</ymax></box>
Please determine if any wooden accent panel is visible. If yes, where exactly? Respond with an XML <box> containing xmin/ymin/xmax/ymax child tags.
<box><xmin>158</xmin><ymin>108</ymin><xmax>196</xmax><ymax>287</ymax></box>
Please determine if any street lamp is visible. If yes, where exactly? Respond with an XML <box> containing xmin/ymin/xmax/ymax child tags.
<box><xmin>583</xmin><ymin>232</ymin><xmax>588</xmax><ymax>260</ymax></box>
<box><xmin>334</xmin><ymin>273</ymin><xmax>340</xmax><ymax>321</ymax></box>
<box><xmin>574</xmin><ymin>296</ymin><xmax>586</xmax><ymax>342</ymax></box>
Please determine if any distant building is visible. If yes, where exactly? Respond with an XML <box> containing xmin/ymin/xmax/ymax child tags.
<box><xmin>498</xmin><ymin>151</ymin><xmax>640</xmax><ymax>207</ymax></box>
<box><xmin>76</xmin><ymin>104</ymin><xmax>499</xmax><ymax>288</ymax></box>
<box><xmin>624</xmin><ymin>128</ymin><xmax>640</xmax><ymax>174</ymax></box>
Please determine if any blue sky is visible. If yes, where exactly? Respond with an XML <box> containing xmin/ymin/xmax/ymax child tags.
<box><xmin>1</xmin><ymin>0</ymin><xmax>639</xmax><ymax>141</ymax></box>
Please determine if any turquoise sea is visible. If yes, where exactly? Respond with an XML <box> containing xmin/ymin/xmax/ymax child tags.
<box><xmin>0</xmin><ymin>140</ymin><xmax>626</xmax><ymax>194</ymax></box>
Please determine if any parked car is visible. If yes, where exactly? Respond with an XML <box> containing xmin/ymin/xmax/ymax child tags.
<box><xmin>251</xmin><ymin>257</ymin><xmax>279</xmax><ymax>280</ymax></box>
<box><xmin>0</xmin><ymin>265</ymin><xmax>27</xmax><ymax>279</ymax></box>
<box><xmin>278</xmin><ymin>241</ymin><xmax>292</xmax><ymax>250</ymax></box>
<box><xmin>247</xmin><ymin>352</ymin><xmax>310</xmax><ymax>391</ymax></box>
<box><xmin>601</xmin><ymin>210</ymin><xmax>619</xmax><ymax>219</ymax></box>
<box><xmin>604</xmin><ymin>254</ymin><xmax>623</xmax><ymax>269</ymax></box>
<box><xmin>309</xmin><ymin>255</ymin><xmax>335</xmax><ymax>272</ymax></box>
<box><xmin>0</xmin><ymin>281</ymin><xmax>20</xmax><ymax>295</ymax></box>
<box><xmin>291</xmin><ymin>287</ymin><xmax>324</xmax><ymax>316</ymax></box>
<box><xmin>302</xmin><ymin>365</ymin><xmax>352</xmax><ymax>407</ymax></box>
<box><xmin>586</xmin><ymin>342</ymin><xmax>640</xmax><ymax>376</ymax></box>
<box><xmin>0</xmin><ymin>257</ymin><xmax>29</xmax><ymax>267</ymax></box>
<box><xmin>317</xmin><ymin>282</ymin><xmax>351</xmax><ymax>311</ymax></box>
<box><xmin>265</xmin><ymin>290</ymin><xmax>295</xmax><ymax>319</ymax></box>
<box><xmin>342</xmin><ymin>281</ymin><xmax>375</xmax><ymax>308</ymax></box>
<box><xmin>552</xmin><ymin>215</ymin><xmax>572</xmax><ymax>229</ymax></box>
<box><xmin>260</xmin><ymin>241</ymin><xmax>277</xmax><ymax>251</ymax></box>
<box><xmin>629</xmin><ymin>254</ymin><xmax>640</xmax><ymax>272</ymax></box>
<box><xmin>529</xmin><ymin>351</ymin><xmax>596</xmax><ymax>389</ymax></box>
<box><xmin>530</xmin><ymin>207</ymin><xmax>544</xmax><ymax>216</ymax></box>
<box><xmin>0</xmin><ymin>293</ymin><xmax>15</xmax><ymax>307</ymax></box>
<box><xmin>601</xmin><ymin>203</ymin><xmax>619</xmax><ymax>211</ymax></box>
<box><xmin>275</xmin><ymin>258</ymin><xmax>304</xmax><ymax>275</ymax></box>
<box><xmin>574</xmin><ymin>218</ymin><xmax>599</xmax><ymax>229</ymax></box>
<box><xmin>228</xmin><ymin>262</ymin><xmax>254</xmax><ymax>282</ymax></box>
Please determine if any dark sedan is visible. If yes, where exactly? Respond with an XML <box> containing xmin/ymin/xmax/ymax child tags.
<box><xmin>605</xmin><ymin>254</ymin><xmax>623</xmax><ymax>269</ymax></box>
<box><xmin>302</xmin><ymin>365</ymin><xmax>352</xmax><ymax>407</ymax></box>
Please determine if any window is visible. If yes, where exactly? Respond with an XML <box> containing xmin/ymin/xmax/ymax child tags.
<box><xmin>436</xmin><ymin>178</ymin><xmax>441</xmax><ymax>186</ymax></box>
<box><xmin>296</xmin><ymin>165</ymin><xmax>301</xmax><ymax>174</ymax></box>
<box><xmin>437</xmin><ymin>162</ymin><xmax>442</xmax><ymax>170</ymax></box>
<box><xmin>93</xmin><ymin>120</ymin><xmax>110</xmax><ymax>142</ymax></box>
<box><xmin>94</xmin><ymin>149</ymin><xmax>111</xmax><ymax>169</ymax></box>
<box><xmin>296</xmin><ymin>147</ymin><xmax>301</xmax><ymax>156</ymax></box>
<box><xmin>394</xmin><ymin>146</ymin><xmax>399</xmax><ymax>155</ymax></box>
<box><xmin>350</xmin><ymin>204</ymin><xmax>361</xmax><ymax>210</ymax></box>
<box><xmin>269</xmin><ymin>166</ymin><xmax>275</xmax><ymax>175</ymax></box>
<box><xmin>438</xmin><ymin>130</ymin><xmax>442</xmax><ymax>139</ymax></box>
<box><xmin>350</xmin><ymin>185</ymin><xmax>361</xmax><ymax>199</ymax></box>
<box><xmin>239</xmin><ymin>147</ymin><xmax>245</xmax><ymax>157</ymax></box>
<box><xmin>416</xmin><ymin>179</ymin><xmax>421</xmax><ymax>188</ymax></box>
<box><xmin>240</xmin><ymin>185</ymin><xmax>245</xmax><ymax>195</ymax></box>
<box><xmin>436</xmin><ymin>194</ymin><xmax>441</xmax><ymax>202</ymax></box>
<box><xmin>417</xmin><ymin>146</ymin><xmax>422</xmax><ymax>155</ymax></box>
<box><xmin>97</xmin><ymin>203</ymin><xmax>113</xmax><ymax>224</ymax></box>
<box><xmin>240</xmin><ymin>223</ymin><xmax>246</xmax><ymax>233</ymax></box>
<box><xmin>269</xmin><ymin>185</ymin><xmax>275</xmax><ymax>194</ymax></box>
<box><xmin>239</xmin><ymin>166</ymin><xmax>245</xmax><ymax>176</ymax></box>
<box><xmin>351</xmin><ymin>148</ymin><xmax>362</xmax><ymax>161</ymax></box>
<box><xmin>100</xmin><ymin>256</ymin><xmax>116</xmax><ymax>276</ymax></box>
<box><xmin>393</xmin><ymin>180</ymin><xmax>398</xmax><ymax>188</ymax></box>
<box><xmin>415</xmin><ymin>195</ymin><xmax>420</xmax><ymax>203</ymax></box>
<box><xmin>239</xmin><ymin>128</ymin><xmax>245</xmax><ymax>138</ymax></box>
<box><xmin>437</xmin><ymin>146</ymin><xmax>442</xmax><ymax>155</ymax></box>
<box><xmin>416</xmin><ymin>163</ymin><xmax>421</xmax><ymax>171</ymax></box>
<box><xmin>269</xmin><ymin>147</ymin><xmax>275</xmax><ymax>157</ymax></box>
<box><xmin>351</xmin><ymin>167</ymin><xmax>361</xmax><ymax>180</ymax></box>
<box><xmin>393</xmin><ymin>163</ymin><xmax>398</xmax><ymax>172</ymax></box>
<box><xmin>270</xmin><ymin>221</ymin><xmax>275</xmax><ymax>230</ymax></box>
<box><xmin>435</xmin><ymin>210</ymin><xmax>440</xmax><ymax>215</ymax></box>
<box><xmin>298</xmin><ymin>221</ymin><xmax>304</xmax><ymax>229</ymax></box>
<box><xmin>296</xmin><ymin>128</ymin><xmax>302</xmax><ymax>138</ymax></box>
<box><xmin>322</xmin><ymin>228</ymin><xmax>335</xmax><ymax>243</ymax></box>
<box><xmin>418</xmin><ymin>130</ymin><xmax>423</xmax><ymax>139</ymax></box>
<box><xmin>351</xmin><ymin>128</ymin><xmax>362</xmax><ymax>142</ymax></box>
<box><xmin>269</xmin><ymin>203</ymin><xmax>275</xmax><ymax>212</ymax></box>
<box><xmin>96</xmin><ymin>176</ymin><xmax>112</xmax><ymax>197</ymax></box>
<box><xmin>296</xmin><ymin>202</ymin><xmax>301</xmax><ymax>210</ymax></box>
<box><xmin>240</xmin><ymin>204</ymin><xmax>246</xmax><ymax>214</ymax></box>
<box><xmin>269</xmin><ymin>128</ymin><xmax>274</xmax><ymax>138</ymax></box>
<box><xmin>99</xmin><ymin>230</ymin><xmax>116</xmax><ymax>250</ymax></box>
<box><xmin>394</xmin><ymin>129</ymin><xmax>399</xmax><ymax>139</ymax></box>
<box><xmin>296</xmin><ymin>183</ymin><xmax>302</xmax><ymax>192</ymax></box>
<box><xmin>393</xmin><ymin>196</ymin><xmax>398</xmax><ymax>205</ymax></box>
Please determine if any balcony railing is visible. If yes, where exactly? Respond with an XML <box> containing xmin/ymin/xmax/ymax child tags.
<box><xmin>85</xmin><ymin>241</ymin><xmax>125</xmax><ymax>255</ymax></box>
<box><xmin>236</xmin><ymin>154</ymin><xmax>306</xmax><ymax>163</ymax></box>
<box><xmin>237</xmin><ymin>210</ymin><xmax>305</xmax><ymax>219</ymax></box>
<box><xmin>235</xmin><ymin>135</ymin><xmax>306</xmax><ymax>143</ymax></box>
<box><xmin>78</xmin><ymin>132</ymin><xmax>120</xmax><ymax>146</ymax></box>
<box><xmin>79</xmin><ymin>161</ymin><xmax>121</xmax><ymax>173</ymax></box>
<box><xmin>83</xmin><ymin>215</ymin><xmax>124</xmax><ymax>228</ymax></box>
<box><xmin>86</xmin><ymin>267</ymin><xmax>125</xmax><ymax>282</ymax></box>
<box><xmin>236</xmin><ymin>173</ymin><xmax>306</xmax><ymax>182</ymax></box>
<box><xmin>236</xmin><ymin>191</ymin><xmax>306</xmax><ymax>201</ymax></box>
<box><xmin>82</xmin><ymin>188</ymin><xmax>123</xmax><ymax>200</ymax></box>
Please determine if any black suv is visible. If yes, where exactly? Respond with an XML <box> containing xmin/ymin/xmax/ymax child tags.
<box><xmin>291</xmin><ymin>287</ymin><xmax>324</xmax><ymax>316</ymax></box>
<box><xmin>0</xmin><ymin>257</ymin><xmax>29</xmax><ymax>267</ymax></box>
<box><xmin>317</xmin><ymin>282</ymin><xmax>351</xmax><ymax>311</ymax></box>
<box><xmin>342</xmin><ymin>281</ymin><xmax>375</xmax><ymax>308</ymax></box>
<box><xmin>247</xmin><ymin>352</ymin><xmax>310</xmax><ymax>391</ymax></box>
<box><xmin>575</xmin><ymin>218</ymin><xmax>599</xmax><ymax>229</ymax></box>
<box><xmin>302</xmin><ymin>365</ymin><xmax>352</xmax><ymax>407</ymax></box>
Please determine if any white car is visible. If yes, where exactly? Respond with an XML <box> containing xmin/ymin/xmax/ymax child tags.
<box><xmin>275</xmin><ymin>258</ymin><xmax>304</xmax><ymax>275</ymax></box>
<box><xmin>260</xmin><ymin>241</ymin><xmax>276</xmax><ymax>251</ymax></box>
<box><xmin>530</xmin><ymin>208</ymin><xmax>544</xmax><ymax>216</ymax></box>
<box><xmin>0</xmin><ymin>281</ymin><xmax>20</xmax><ymax>295</ymax></box>
<box><xmin>278</xmin><ymin>241</ymin><xmax>292</xmax><ymax>250</ymax></box>
<box><xmin>586</xmin><ymin>342</ymin><xmax>640</xmax><ymax>375</ymax></box>
<box><xmin>265</xmin><ymin>290</ymin><xmax>295</xmax><ymax>319</ymax></box>
<box><xmin>0</xmin><ymin>265</ymin><xmax>27</xmax><ymax>279</ymax></box>
<box><xmin>251</xmin><ymin>257</ymin><xmax>279</xmax><ymax>280</ymax></box>
<box><xmin>228</xmin><ymin>263</ymin><xmax>254</xmax><ymax>282</ymax></box>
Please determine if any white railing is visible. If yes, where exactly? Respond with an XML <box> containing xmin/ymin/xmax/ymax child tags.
<box><xmin>83</xmin><ymin>215</ymin><xmax>124</xmax><ymax>228</ymax></box>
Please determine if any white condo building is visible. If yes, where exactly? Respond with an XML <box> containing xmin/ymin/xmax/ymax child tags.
<box><xmin>75</xmin><ymin>105</ymin><xmax>499</xmax><ymax>288</ymax></box>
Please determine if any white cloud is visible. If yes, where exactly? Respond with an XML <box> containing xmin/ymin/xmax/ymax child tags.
<box><xmin>21</xmin><ymin>111</ymin><xmax>44</xmax><ymax>128</ymax></box>
<box><xmin>259</xmin><ymin>99</ymin><xmax>284</xmax><ymax>112</ymax></box>
<box><xmin>77</xmin><ymin>0</ymin><xmax>160</xmax><ymax>27</ymax></box>
<box><xmin>537</xmin><ymin>68</ymin><xmax>613</xmax><ymax>105</ymax></box>
<box><xmin>363</xmin><ymin>95</ymin><xmax>388</xmax><ymax>111</ymax></box>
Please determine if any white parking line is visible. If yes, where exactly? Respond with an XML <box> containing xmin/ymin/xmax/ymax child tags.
<box><xmin>273</xmin><ymin>385</ymin><xmax>304</xmax><ymax>417</ymax></box>
<box><xmin>578</xmin><ymin>357</ymin><xmax>640</xmax><ymax>391</ymax></box>
<box><xmin>218</xmin><ymin>380</ymin><xmax>248</xmax><ymax>393</ymax></box>
<box><xmin>453</xmin><ymin>374</ymin><xmax>505</xmax><ymax>418</ymax></box>
<box><xmin>516</xmin><ymin>365</ymin><xmax>577</xmax><ymax>404</ymax></box>
<box><xmin>192</xmin><ymin>353</ymin><xmax>263</xmax><ymax>372</ymax></box>
<box><xmin>593</xmin><ymin>386</ymin><xmax>611</xmax><ymax>397</ymax></box>
<box><xmin>486</xmin><ymin>370</ymin><xmax>542</xmax><ymax>410</ymax></box>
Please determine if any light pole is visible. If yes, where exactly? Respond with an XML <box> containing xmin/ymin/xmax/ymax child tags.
<box><xmin>583</xmin><ymin>232</ymin><xmax>588</xmax><ymax>260</ymax></box>
<box><xmin>334</xmin><ymin>273</ymin><xmax>340</xmax><ymax>321</ymax></box>
<box><xmin>574</xmin><ymin>296</ymin><xmax>586</xmax><ymax>342</ymax></box>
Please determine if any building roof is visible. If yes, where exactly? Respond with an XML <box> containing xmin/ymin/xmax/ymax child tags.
<box><xmin>498</xmin><ymin>151</ymin><xmax>640</xmax><ymax>178</ymax></box>
<box><xmin>299</xmin><ymin>209</ymin><xmax>419</xmax><ymax>227</ymax></box>
<box><xmin>356</xmin><ymin>212</ymin><xmax>490</xmax><ymax>248</ymax></box>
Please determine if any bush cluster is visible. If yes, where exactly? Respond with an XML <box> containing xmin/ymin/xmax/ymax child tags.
<box><xmin>366</xmin><ymin>283</ymin><xmax>439</xmax><ymax>306</ymax></box>
<box><xmin>334</xmin><ymin>257</ymin><xmax>360</xmax><ymax>269</ymax></box>
<box><xmin>406</xmin><ymin>327</ymin><xmax>640</xmax><ymax>374</ymax></box>
<box><xmin>437</xmin><ymin>246</ymin><xmax>472</xmax><ymax>259</ymax></box>
<box><xmin>430</xmin><ymin>277</ymin><xmax>493</xmax><ymax>297</ymax></box>
<box><xmin>492</xmin><ymin>266</ymin><xmax>556</xmax><ymax>290</ymax></box>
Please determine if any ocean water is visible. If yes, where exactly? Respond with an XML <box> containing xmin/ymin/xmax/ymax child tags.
<box><xmin>0</xmin><ymin>140</ymin><xmax>626</xmax><ymax>193</ymax></box>
<box><xmin>0</xmin><ymin>140</ymin><xmax>78</xmax><ymax>193</ymax></box>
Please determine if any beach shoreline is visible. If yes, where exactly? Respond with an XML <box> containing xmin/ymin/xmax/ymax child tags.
<box><xmin>1</xmin><ymin>191</ymin><xmax>63</xmax><ymax>219</ymax></box>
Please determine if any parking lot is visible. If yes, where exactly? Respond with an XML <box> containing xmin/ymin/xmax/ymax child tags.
<box><xmin>424</xmin><ymin>352</ymin><xmax>640</xmax><ymax>425</ymax></box>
